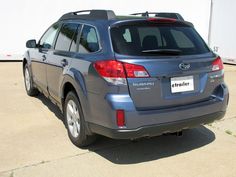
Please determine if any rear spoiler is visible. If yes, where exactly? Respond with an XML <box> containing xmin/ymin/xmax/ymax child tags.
<box><xmin>110</xmin><ymin>18</ymin><xmax>194</xmax><ymax>28</ymax></box>
<box><xmin>131</xmin><ymin>11</ymin><xmax>184</xmax><ymax>21</ymax></box>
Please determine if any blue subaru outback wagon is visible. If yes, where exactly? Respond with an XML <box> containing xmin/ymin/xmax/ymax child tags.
<box><xmin>23</xmin><ymin>10</ymin><xmax>229</xmax><ymax>147</ymax></box>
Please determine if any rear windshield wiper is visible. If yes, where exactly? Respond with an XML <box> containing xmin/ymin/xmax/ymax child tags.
<box><xmin>141</xmin><ymin>49</ymin><xmax>182</xmax><ymax>55</ymax></box>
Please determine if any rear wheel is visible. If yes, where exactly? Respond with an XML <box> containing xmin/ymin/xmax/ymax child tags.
<box><xmin>24</xmin><ymin>64</ymin><xmax>39</xmax><ymax>96</ymax></box>
<box><xmin>64</xmin><ymin>91</ymin><xmax>96</xmax><ymax>147</ymax></box>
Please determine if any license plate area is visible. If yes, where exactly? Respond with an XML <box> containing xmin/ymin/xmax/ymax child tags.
<box><xmin>171</xmin><ymin>76</ymin><xmax>194</xmax><ymax>93</ymax></box>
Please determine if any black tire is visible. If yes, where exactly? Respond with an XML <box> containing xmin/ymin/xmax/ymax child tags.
<box><xmin>24</xmin><ymin>64</ymin><xmax>39</xmax><ymax>96</ymax></box>
<box><xmin>64</xmin><ymin>91</ymin><xmax>96</xmax><ymax>147</ymax></box>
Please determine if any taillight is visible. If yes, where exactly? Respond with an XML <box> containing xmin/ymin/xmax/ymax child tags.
<box><xmin>93</xmin><ymin>60</ymin><xmax>150</xmax><ymax>85</ymax></box>
<box><xmin>212</xmin><ymin>57</ymin><xmax>224</xmax><ymax>72</ymax></box>
<box><xmin>123</xmin><ymin>63</ymin><xmax>149</xmax><ymax>78</ymax></box>
<box><xmin>93</xmin><ymin>60</ymin><xmax>126</xmax><ymax>78</ymax></box>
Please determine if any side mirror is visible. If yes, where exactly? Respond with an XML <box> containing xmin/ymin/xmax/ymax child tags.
<box><xmin>26</xmin><ymin>39</ymin><xmax>37</xmax><ymax>48</ymax></box>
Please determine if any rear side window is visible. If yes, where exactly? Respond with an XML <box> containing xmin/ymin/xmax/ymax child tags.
<box><xmin>78</xmin><ymin>25</ymin><xmax>100</xmax><ymax>54</ymax></box>
<box><xmin>111</xmin><ymin>24</ymin><xmax>209</xmax><ymax>56</ymax></box>
<box><xmin>55</xmin><ymin>23</ymin><xmax>79</xmax><ymax>51</ymax></box>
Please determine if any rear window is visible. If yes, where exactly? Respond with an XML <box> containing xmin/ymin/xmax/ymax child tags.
<box><xmin>111</xmin><ymin>24</ymin><xmax>209</xmax><ymax>56</ymax></box>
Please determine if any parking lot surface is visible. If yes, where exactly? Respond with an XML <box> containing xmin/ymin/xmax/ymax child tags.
<box><xmin>0</xmin><ymin>62</ymin><xmax>236</xmax><ymax>177</ymax></box>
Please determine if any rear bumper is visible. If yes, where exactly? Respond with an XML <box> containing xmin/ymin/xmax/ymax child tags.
<box><xmin>89</xmin><ymin>111</ymin><xmax>225</xmax><ymax>139</ymax></box>
<box><xmin>87</xmin><ymin>83</ymin><xmax>228</xmax><ymax>139</ymax></box>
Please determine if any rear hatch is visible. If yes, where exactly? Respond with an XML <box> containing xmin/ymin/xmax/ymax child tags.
<box><xmin>110</xmin><ymin>18</ymin><xmax>222</xmax><ymax>110</ymax></box>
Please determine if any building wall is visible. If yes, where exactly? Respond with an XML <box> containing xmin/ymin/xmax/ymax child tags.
<box><xmin>0</xmin><ymin>0</ymin><xmax>211</xmax><ymax>59</ymax></box>
<box><xmin>209</xmin><ymin>0</ymin><xmax>236</xmax><ymax>63</ymax></box>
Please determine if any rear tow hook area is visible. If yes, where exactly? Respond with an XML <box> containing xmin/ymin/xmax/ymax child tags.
<box><xmin>164</xmin><ymin>131</ymin><xmax>183</xmax><ymax>137</ymax></box>
<box><xmin>130</xmin><ymin>131</ymin><xmax>184</xmax><ymax>143</ymax></box>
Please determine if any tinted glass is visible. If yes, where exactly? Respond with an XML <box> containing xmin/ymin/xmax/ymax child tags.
<box><xmin>55</xmin><ymin>23</ymin><xmax>79</xmax><ymax>51</ymax></box>
<box><xmin>111</xmin><ymin>24</ymin><xmax>209</xmax><ymax>56</ymax></box>
<box><xmin>78</xmin><ymin>25</ymin><xmax>99</xmax><ymax>53</ymax></box>
<box><xmin>39</xmin><ymin>24</ymin><xmax>59</xmax><ymax>49</ymax></box>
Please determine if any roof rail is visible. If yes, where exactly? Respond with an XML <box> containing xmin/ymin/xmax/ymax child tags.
<box><xmin>131</xmin><ymin>12</ymin><xmax>184</xmax><ymax>20</ymax></box>
<box><xmin>59</xmin><ymin>10</ymin><xmax>116</xmax><ymax>21</ymax></box>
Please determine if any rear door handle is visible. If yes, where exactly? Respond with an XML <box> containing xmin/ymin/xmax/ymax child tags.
<box><xmin>42</xmin><ymin>55</ymin><xmax>47</xmax><ymax>61</ymax></box>
<box><xmin>61</xmin><ymin>59</ymin><xmax>68</xmax><ymax>67</ymax></box>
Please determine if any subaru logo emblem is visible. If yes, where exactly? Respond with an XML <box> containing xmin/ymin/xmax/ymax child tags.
<box><xmin>179</xmin><ymin>63</ymin><xmax>190</xmax><ymax>70</ymax></box>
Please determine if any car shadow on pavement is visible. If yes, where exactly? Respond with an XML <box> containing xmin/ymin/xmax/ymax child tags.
<box><xmin>36</xmin><ymin>93</ymin><xmax>64</xmax><ymax>121</ymax></box>
<box><xmin>36</xmin><ymin>93</ymin><xmax>216</xmax><ymax>164</ymax></box>
<box><xmin>88</xmin><ymin>126</ymin><xmax>215</xmax><ymax>164</ymax></box>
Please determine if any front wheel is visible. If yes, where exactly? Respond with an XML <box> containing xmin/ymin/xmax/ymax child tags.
<box><xmin>24</xmin><ymin>64</ymin><xmax>39</xmax><ymax>96</ymax></box>
<box><xmin>64</xmin><ymin>91</ymin><xmax>96</xmax><ymax>147</ymax></box>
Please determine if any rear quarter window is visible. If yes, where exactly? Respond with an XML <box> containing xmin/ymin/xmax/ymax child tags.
<box><xmin>78</xmin><ymin>25</ymin><xmax>100</xmax><ymax>54</ymax></box>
